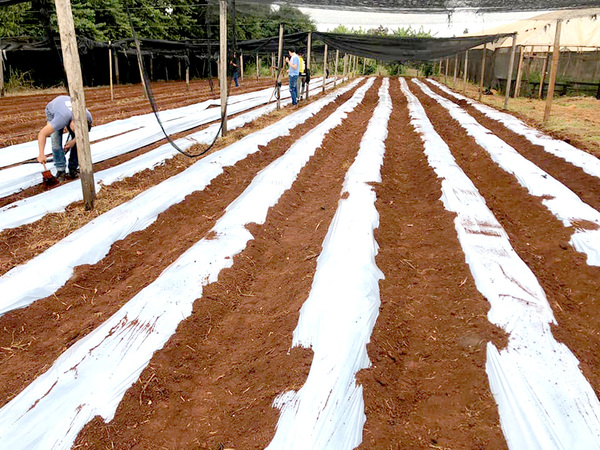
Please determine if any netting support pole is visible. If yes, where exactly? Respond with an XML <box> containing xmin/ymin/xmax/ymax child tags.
<box><xmin>0</xmin><ymin>50</ymin><xmax>5</xmax><ymax>97</ymax></box>
<box><xmin>478</xmin><ymin>43</ymin><xmax>487</xmax><ymax>102</ymax></box>
<box><xmin>445</xmin><ymin>57</ymin><xmax>449</xmax><ymax>82</ymax></box>
<box><xmin>276</xmin><ymin>23</ymin><xmax>284</xmax><ymax>110</ymax></box>
<box><xmin>322</xmin><ymin>44</ymin><xmax>328</xmax><ymax>93</ymax></box>
<box><xmin>114</xmin><ymin>50</ymin><xmax>120</xmax><ymax>84</ymax></box>
<box><xmin>240</xmin><ymin>50</ymin><xmax>244</xmax><ymax>82</ymax></box>
<box><xmin>453</xmin><ymin>54</ymin><xmax>458</xmax><ymax>85</ymax></box>
<box><xmin>219</xmin><ymin>0</ymin><xmax>227</xmax><ymax>135</ymax></box>
<box><xmin>334</xmin><ymin>49</ymin><xmax>339</xmax><ymax>86</ymax></box>
<box><xmin>108</xmin><ymin>41</ymin><xmax>114</xmax><ymax>101</ymax></box>
<box><xmin>256</xmin><ymin>53</ymin><xmax>260</xmax><ymax>80</ymax></box>
<box><xmin>54</xmin><ymin>0</ymin><xmax>96</xmax><ymax>210</ymax></box>
<box><xmin>514</xmin><ymin>45</ymin><xmax>525</xmax><ymax>97</ymax></box>
<box><xmin>271</xmin><ymin>53</ymin><xmax>275</xmax><ymax>77</ymax></box>
<box><xmin>462</xmin><ymin>50</ymin><xmax>469</xmax><ymax>94</ymax></box>
<box><xmin>539</xmin><ymin>45</ymin><xmax>550</xmax><ymax>99</ymax></box>
<box><xmin>342</xmin><ymin>53</ymin><xmax>348</xmax><ymax>79</ymax></box>
<box><xmin>544</xmin><ymin>19</ymin><xmax>562</xmax><ymax>123</ymax></box>
<box><xmin>306</xmin><ymin>31</ymin><xmax>312</xmax><ymax>100</ymax></box>
<box><xmin>186</xmin><ymin>66</ymin><xmax>190</xmax><ymax>91</ymax></box>
<box><xmin>503</xmin><ymin>33</ymin><xmax>518</xmax><ymax>109</ymax></box>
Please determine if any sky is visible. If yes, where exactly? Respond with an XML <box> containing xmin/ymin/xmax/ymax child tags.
<box><xmin>297</xmin><ymin>8</ymin><xmax>544</xmax><ymax>37</ymax></box>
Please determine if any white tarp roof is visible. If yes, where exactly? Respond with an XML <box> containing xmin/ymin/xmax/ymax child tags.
<box><xmin>474</xmin><ymin>8</ymin><xmax>600</xmax><ymax>51</ymax></box>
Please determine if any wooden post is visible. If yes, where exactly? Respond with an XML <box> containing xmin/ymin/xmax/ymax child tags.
<box><xmin>445</xmin><ymin>56</ymin><xmax>449</xmax><ymax>82</ymax></box>
<box><xmin>362</xmin><ymin>57</ymin><xmax>365</xmax><ymax>74</ymax></box>
<box><xmin>149</xmin><ymin>55</ymin><xmax>154</xmax><ymax>81</ymax></box>
<box><xmin>219</xmin><ymin>0</ymin><xmax>227</xmax><ymax>135</ymax></box>
<box><xmin>178</xmin><ymin>59</ymin><xmax>182</xmax><ymax>80</ymax></box>
<box><xmin>478</xmin><ymin>44</ymin><xmax>487</xmax><ymax>101</ymax></box>
<box><xmin>186</xmin><ymin>66</ymin><xmax>190</xmax><ymax>91</ymax></box>
<box><xmin>306</xmin><ymin>31</ymin><xmax>312</xmax><ymax>100</ymax></box>
<box><xmin>276</xmin><ymin>23</ymin><xmax>284</xmax><ymax>110</ymax></box>
<box><xmin>1</xmin><ymin>49</ymin><xmax>5</xmax><ymax>97</ymax></box>
<box><xmin>271</xmin><ymin>52</ymin><xmax>275</xmax><ymax>77</ymax></box>
<box><xmin>108</xmin><ymin>41</ymin><xmax>114</xmax><ymax>101</ymax></box>
<box><xmin>463</xmin><ymin>50</ymin><xmax>469</xmax><ymax>94</ymax></box>
<box><xmin>539</xmin><ymin>46</ymin><xmax>550</xmax><ymax>99</ymax></box>
<box><xmin>342</xmin><ymin>53</ymin><xmax>348</xmax><ymax>79</ymax></box>
<box><xmin>322</xmin><ymin>44</ymin><xmax>328</xmax><ymax>93</ymax></box>
<box><xmin>334</xmin><ymin>49</ymin><xmax>339</xmax><ymax>87</ymax></box>
<box><xmin>544</xmin><ymin>19</ymin><xmax>562</xmax><ymax>123</ymax></box>
<box><xmin>114</xmin><ymin>50</ymin><xmax>120</xmax><ymax>84</ymax></box>
<box><xmin>503</xmin><ymin>33</ymin><xmax>518</xmax><ymax>109</ymax></box>
<box><xmin>256</xmin><ymin>53</ymin><xmax>259</xmax><ymax>80</ymax></box>
<box><xmin>54</xmin><ymin>0</ymin><xmax>96</xmax><ymax>209</ymax></box>
<box><xmin>514</xmin><ymin>45</ymin><xmax>525</xmax><ymax>97</ymax></box>
<box><xmin>136</xmin><ymin>51</ymin><xmax>148</xmax><ymax>98</ymax></box>
<box><xmin>240</xmin><ymin>50</ymin><xmax>244</xmax><ymax>81</ymax></box>
<box><xmin>453</xmin><ymin>54</ymin><xmax>458</xmax><ymax>85</ymax></box>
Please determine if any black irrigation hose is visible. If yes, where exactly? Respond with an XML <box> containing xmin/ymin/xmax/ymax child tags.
<box><xmin>124</xmin><ymin>0</ymin><xmax>237</xmax><ymax>159</ymax></box>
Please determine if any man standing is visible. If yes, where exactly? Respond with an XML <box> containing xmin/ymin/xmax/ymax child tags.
<box><xmin>285</xmin><ymin>48</ymin><xmax>300</xmax><ymax>106</ymax></box>
<box><xmin>230</xmin><ymin>51</ymin><xmax>240</xmax><ymax>87</ymax></box>
<box><xmin>37</xmin><ymin>95</ymin><xmax>92</xmax><ymax>180</ymax></box>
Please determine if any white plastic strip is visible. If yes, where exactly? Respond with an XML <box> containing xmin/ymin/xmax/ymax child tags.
<box><xmin>413</xmin><ymin>79</ymin><xmax>600</xmax><ymax>266</ymax></box>
<box><xmin>0</xmin><ymin>79</ymin><xmax>342</xmax><ymax>233</ymax></box>
<box><xmin>0</xmin><ymin>78</ymin><xmax>332</xmax><ymax>199</ymax></box>
<box><xmin>426</xmin><ymin>78</ymin><xmax>600</xmax><ymax>181</ymax></box>
<box><xmin>0</xmin><ymin>78</ymin><xmax>374</xmax><ymax>450</ymax></box>
<box><xmin>267</xmin><ymin>78</ymin><xmax>391</xmax><ymax>450</ymax></box>
<box><xmin>0</xmin><ymin>78</ymin><xmax>364</xmax><ymax>316</ymax></box>
<box><xmin>401</xmin><ymin>77</ymin><xmax>600</xmax><ymax>450</ymax></box>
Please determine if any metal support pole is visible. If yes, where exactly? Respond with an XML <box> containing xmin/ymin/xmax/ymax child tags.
<box><xmin>322</xmin><ymin>44</ymin><xmax>328</xmax><ymax>93</ymax></box>
<box><xmin>478</xmin><ymin>44</ymin><xmax>487</xmax><ymax>101</ymax></box>
<box><xmin>503</xmin><ymin>33</ymin><xmax>518</xmax><ymax>109</ymax></box>
<box><xmin>463</xmin><ymin>50</ymin><xmax>469</xmax><ymax>94</ymax></box>
<box><xmin>219</xmin><ymin>0</ymin><xmax>227</xmax><ymax>135</ymax></box>
<box><xmin>544</xmin><ymin>19</ymin><xmax>562</xmax><ymax>123</ymax></box>
<box><xmin>306</xmin><ymin>31</ymin><xmax>312</xmax><ymax>100</ymax></box>
<box><xmin>276</xmin><ymin>23</ymin><xmax>284</xmax><ymax>110</ymax></box>
<box><xmin>54</xmin><ymin>0</ymin><xmax>95</xmax><ymax>209</ymax></box>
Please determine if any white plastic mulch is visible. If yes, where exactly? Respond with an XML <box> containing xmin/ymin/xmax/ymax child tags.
<box><xmin>267</xmin><ymin>78</ymin><xmax>391</xmax><ymax>449</ymax></box>
<box><xmin>0</xmin><ymin>79</ymin><xmax>338</xmax><ymax>233</ymax></box>
<box><xmin>0</xmin><ymin>78</ymin><xmax>363</xmax><ymax>317</ymax></box>
<box><xmin>413</xmin><ymin>79</ymin><xmax>600</xmax><ymax>267</ymax></box>
<box><xmin>0</xmin><ymin>78</ymin><xmax>375</xmax><ymax>449</ymax></box>
<box><xmin>401</xmin><ymin>77</ymin><xmax>600</xmax><ymax>450</ymax></box>
<box><xmin>425</xmin><ymin>78</ymin><xmax>600</xmax><ymax>181</ymax></box>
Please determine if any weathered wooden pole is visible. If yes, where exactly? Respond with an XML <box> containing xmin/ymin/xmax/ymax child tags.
<box><xmin>453</xmin><ymin>54</ymin><xmax>458</xmax><ymax>85</ymax></box>
<box><xmin>544</xmin><ymin>19</ymin><xmax>563</xmax><ymax>123</ymax></box>
<box><xmin>271</xmin><ymin>52</ymin><xmax>275</xmax><ymax>77</ymax></box>
<box><xmin>463</xmin><ymin>50</ymin><xmax>469</xmax><ymax>94</ymax></box>
<box><xmin>342</xmin><ymin>53</ymin><xmax>348</xmax><ymax>79</ymax></box>
<box><xmin>186</xmin><ymin>65</ymin><xmax>190</xmax><ymax>91</ymax></box>
<box><xmin>54</xmin><ymin>0</ymin><xmax>95</xmax><ymax>209</ymax></box>
<box><xmin>334</xmin><ymin>49</ymin><xmax>339</xmax><ymax>86</ymax></box>
<box><xmin>256</xmin><ymin>53</ymin><xmax>260</xmax><ymax>80</ymax></box>
<box><xmin>1</xmin><ymin>49</ymin><xmax>5</xmax><ymax>97</ymax></box>
<box><xmin>108</xmin><ymin>41</ymin><xmax>114</xmax><ymax>101</ymax></box>
<box><xmin>114</xmin><ymin>49</ymin><xmax>120</xmax><ymax>84</ymax></box>
<box><xmin>478</xmin><ymin>43</ymin><xmax>487</xmax><ymax>101</ymax></box>
<box><xmin>276</xmin><ymin>23</ymin><xmax>284</xmax><ymax>110</ymax></box>
<box><xmin>322</xmin><ymin>44</ymin><xmax>328</xmax><ymax>93</ymax></box>
<box><xmin>503</xmin><ymin>33</ymin><xmax>518</xmax><ymax>109</ymax></box>
<box><xmin>240</xmin><ymin>50</ymin><xmax>244</xmax><ymax>81</ymax></box>
<box><xmin>514</xmin><ymin>45</ymin><xmax>525</xmax><ymax>97</ymax></box>
<box><xmin>306</xmin><ymin>31</ymin><xmax>312</xmax><ymax>100</ymax></box>
<box><xmin>445</xmin><ymin>57</ymin><xmax>449</xmax><ymax>82</ymax></box>
<box><xmin>538</xmin><ymin>47</ymin><xmax>550</xmax><ymax>99</ymax></box>
<box><xmin>219</xmin><ymin>0</ymin><xmax>227</xmax><ymax>135</ymax></box>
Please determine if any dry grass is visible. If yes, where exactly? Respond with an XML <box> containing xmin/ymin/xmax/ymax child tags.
<box><xmin>436</xmin><ymin>76</ymin><xmax>600</xmax><ymax>158</ymax></box>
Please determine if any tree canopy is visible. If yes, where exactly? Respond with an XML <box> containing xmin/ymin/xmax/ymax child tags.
<box><xmin>330</xmin><ymin>23</ymin><xmax>433</xmax><ymax>38</ymax></box>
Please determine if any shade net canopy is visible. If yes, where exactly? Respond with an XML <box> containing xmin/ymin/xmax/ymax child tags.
<box><xmin>238</xmin><ymin>31</ymin><xmax>514</xmax><ymax>61</ymax></box>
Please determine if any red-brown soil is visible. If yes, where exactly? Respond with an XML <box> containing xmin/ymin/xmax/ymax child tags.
<box><xmin>1</xmin><ymin>77</ymin><xmax>599</xmax><ymax>449</ymax></box>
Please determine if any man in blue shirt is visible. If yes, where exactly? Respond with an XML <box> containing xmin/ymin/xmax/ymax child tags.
<box><xmin>37</xmin><ymin>95</ymin><xmax>93</xmax><ymax>180</ymax></box>
<box><xmin>285</xmin><ymin>48</ymin><xmax>300</xmax><ymax>106</ymax></box>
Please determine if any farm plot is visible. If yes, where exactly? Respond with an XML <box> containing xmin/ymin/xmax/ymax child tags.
<box><xmin>0</xmin><ymin>76</ymin><xmax>599</xmax><ymax>449</ymax></box>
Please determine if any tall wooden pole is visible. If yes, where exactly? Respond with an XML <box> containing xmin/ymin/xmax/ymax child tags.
<box><xmin>276</xmin><ymin>23</ymin><xmax>284</xmax><ymax>110</ymax></box>
<box><xmin>334</xmin><ymin>49</ymin><xmax>339</xmax><ymax>87</ymax></box>
<box><xmin>478</xmin><ymin>44</ymin><xmax>487</xmax><ymax>101</ymax></box>
<box><xmin>240</xmin><ymin>50</ymin><xmax>244</xmax><ymax>81</ymax></box>
<box><xmin>514</xmin><ymin>45</ymin><xmax>525</xmax><ymax>97</ymax></box>
<box><xmin>463</xmin><ymin>50</ymin><xmax>469</xmax><ymax>94</ymax></box>
<box><xmin>539</xmin><ymin>48</ymin><xmax>550</xmax><ymax>99</ymax></box>
<box><xmin>114</xmin><ymin>50</ymin><xmax>120</xmax><ymax>84</ymax></box>
<box><xmin>342</xmin><ymin>53</ymin><xmax>348</xmax><ymax>79</ymax></box>
<box><xmin>445</xmin><ymin>57</ymin><xmax>449</xmax><ymax>82</ymax></box>
<box><xmin>503</xmin><ymin>33</ymin><xmax>518</xmax><ymax>109</ymax></box>
<box><xmin>54</xmin><ymin>0</ymin><xmax>95</xmax><ymax>209</ymax></box>
<box><xmin>219</xmin><ymin>0</ymin><xmax>227</xmax><ymax>135</ymax></box>
<box><xmin>0</xmin><ymin>50</ymin><xmax>5</xmax><ymax>97</ymax></box>
<box><xmin>271</xmin><ymin>53</ymin><xmax>274</xmax><ymax>77</ymax></box>
<box><xmin>186</xmin><ymin>66</ymin><xmax>190</xmax><ymax>91</ymax></box>
<box><xmin>256</xmin><ymin>53</ymin><xmax>260</xmax><ymax>80</ymax></box>
<box><xmin>306</xmin><ymin>31</ymin><xmax>312</xmax><ymax>100</ymax></box>
<box><xmin>453</xmin><ymin>54</ymin><xmax>458</xmax><ymax>85</ymax></box>
<box><xmin>108</xmin><ymin>41</ymin><xmax>114</xmax><ymax>101</ymax></box>
<box><xmin>322</xmin><ymin>44</ymin><xmax>328</xmax><ymax>93</ymax></box>
<box><xmin>544</xmin><ymin>19</ymin><xmax>563</xmax><ymax>123</ymax></box>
